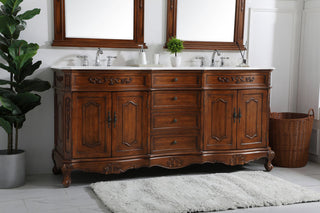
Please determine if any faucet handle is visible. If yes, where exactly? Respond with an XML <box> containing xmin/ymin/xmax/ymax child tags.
<box><xmin>77</xmin><ymin>55</ymin><xmax>89</xmax><ymax>66</ymax></box>
<box><xmin>106</xmin><ymin>56</ymin><xmax>117</xmax><ymax>67</ymax></box>
<box><xmin>195</xmin><ymin>57</ymin><xmax>205</xmax><ymax>67</ymax></box>
<box><xmin>220</xmin><ymin>56</ymin><xmax>230</xmax><ymax>67</ymax></box>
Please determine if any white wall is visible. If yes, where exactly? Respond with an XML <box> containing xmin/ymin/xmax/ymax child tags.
<box><xmin>298</xmin><ymin>0</ymin><xmax>320</xmax><ymax>162</ymax></box>
<box><xmin>247</xmin><ymin>0</ymin><xmax>303</xmax><ymax>112</ymax></box>
<box><xmin>0</xmin><ymin>0</ymin><xmax>303</xmax><ymax>174</ymax></box>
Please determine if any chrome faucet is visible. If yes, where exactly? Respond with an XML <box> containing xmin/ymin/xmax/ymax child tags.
<box><xmin>95</xmin><ymin>48</ymin><xmax>103</xmax><ymax>66</ymax></box>
<box><xmin>211</xmin><ymin>50</ymin><xmax>221</xmax><ymax>67</ymax></box>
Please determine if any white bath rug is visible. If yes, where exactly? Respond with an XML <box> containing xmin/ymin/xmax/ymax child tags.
<box><xmin>91</xmin><ymin>171</ymin><xmax>320</xmax><ymax>213</ymax></box>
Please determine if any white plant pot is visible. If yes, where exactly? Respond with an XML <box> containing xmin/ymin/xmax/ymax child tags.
<box><xmin>171</xmin><ymin>56</ymin><xmax>182</xmax><ymax>67</ymax></box>
<box><xmin>0</xmin><ymin>150</ymin><xmax>25</xmax><ymax>188</ymax></box>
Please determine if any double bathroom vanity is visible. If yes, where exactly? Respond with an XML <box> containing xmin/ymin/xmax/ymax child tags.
<box><xmin>52</xmin><ymin>66</ymin><xmax>274</xmax><ymax>187</ymax></box>
<box><xmin>51</xmin><ymin>0</ymin><xmax>275</xmax><ymax>187</ymax></box>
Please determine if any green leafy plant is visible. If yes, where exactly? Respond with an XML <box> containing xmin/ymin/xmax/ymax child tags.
<box><xmin>167</xmin><ymin>37</ymin><xmax>184</xmax><ymax>56</ymax></box>
<box><xmin>0</xmin><ymin>0</ymin><xmax>50</xmax><ymax>154</ymax></box>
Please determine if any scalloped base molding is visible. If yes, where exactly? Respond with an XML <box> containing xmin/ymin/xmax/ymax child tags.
<box><xmin>91</xmin><ymin>171</ymin><xmax>320</xmax><ymax>213</ymax></box>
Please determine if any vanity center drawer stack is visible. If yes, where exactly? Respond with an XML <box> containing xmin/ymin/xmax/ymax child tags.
<box><xmin>151</xmin><ymin>71</ymin><xmax>202</xmax><ymax>155</ymax></box>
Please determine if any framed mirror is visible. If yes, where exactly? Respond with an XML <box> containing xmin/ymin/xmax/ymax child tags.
<box><xmin>166</xmin><ymin>0</ymin><xmax>246</xmax><ymax>50</ymax></box>
<box><xmin>53</xmin><ymin>0</ymin><xmax>146</xmax><ymax>48</ymax></box>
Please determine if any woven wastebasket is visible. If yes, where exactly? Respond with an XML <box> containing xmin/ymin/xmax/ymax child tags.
<box><xmin>269</xmin><ymin>109</ymin><xmax>314</xmax><ymax>168</ymax></box>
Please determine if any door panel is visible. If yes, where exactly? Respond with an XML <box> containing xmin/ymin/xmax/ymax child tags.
<box><xmin>204</xmin><ymin>90</ymin><xmax>237</xmax><ymax>150</ymax></box>
<box><xmin>237</xmin><ymin>90</ymin><xmax>268</xmax><ymax>149</ymax></box>
<box><xmin>112</xmin><ymin>92</ymin><xmax>148</xmax><ymax>157</ymax></box>
<box><xmin>72</xmin><ymin>92</ymin><xmax>111</xmax><ymax>158</ymax></box>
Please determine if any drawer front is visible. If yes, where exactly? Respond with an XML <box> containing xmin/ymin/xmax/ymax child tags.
<box><xmin>152</xmin><ymin>91</ymin><xmax>201</xmax><ymax>109</ymax></box>
<box><xmin>151</xmin><ymin>135</ymin><xmax>199</xmax><ymax>154</ymax></box>
<box><xmin>71</xmin><ymin>73</ymin><xmax>150</xmax><ymax>91</ymax></box>
<box><xmin>205</xmin><ymin>72</ymin><xmax>270</xmax><ymax>89</ymax></box>
<box><xmin>152</xmin><ymin>112</ymin><xmax>200</xmax><ymax>130</ymax></box>
<box><xmin>152</xmin><ymin>73</ymin><xmax>201</xmax><ymax>88</ymax></box>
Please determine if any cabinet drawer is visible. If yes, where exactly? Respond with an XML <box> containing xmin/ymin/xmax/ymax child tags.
<box><xmin>204</xmin><ymin>72</ymin><xmax>270</xmax><ymax>89</ymax></box>
<box><xmin>151</xmin><ymin>135</ymin><xmax>199</xmax><ymax>154</ymax></box>
<box><xmin>152</xmin><ymin>73</ymin><xmax>201</xmax><ymax>88</ymax></box>
<box><xmin>71</xmin><ymin>73</ymin><xmax>150</xmax><ymax>91</ymax></box>
<box><xmin>152</xmin><ymin>91</ymin><xmax>201</xmax><ymax>109</ymax></box>
<box><xmin>152</xmin><ymin>112</ymin><xmax>200</xmax><ymax>130</ymax></box>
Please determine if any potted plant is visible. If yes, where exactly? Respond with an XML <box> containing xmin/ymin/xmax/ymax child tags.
<box><xmin>167</xmin><ymin>37</ymin><xmax>184</xmax><ymax>67</ymax></box>
<box><xmin>0</xmin><ymin>0</ymin><xmax>50</xmax><ymax>188</ymax></box>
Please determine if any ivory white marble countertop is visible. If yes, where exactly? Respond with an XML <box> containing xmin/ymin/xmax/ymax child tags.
<box><xmin>51</xmin><ymin>65</ymin><xmax>275</xmax><ymax>71</ymax></box>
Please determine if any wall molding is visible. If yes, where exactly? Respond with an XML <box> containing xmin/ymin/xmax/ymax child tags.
<box><xmin>248</xmin><ymin>8</ymin><xmax>301</xmax><ymax>112</ymax></box>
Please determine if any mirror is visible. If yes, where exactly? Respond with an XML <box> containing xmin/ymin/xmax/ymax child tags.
<box><xmin>166</xmin><ymin>0</ymin><xmax>246</xmax><ymax>50</ymax></box>
<box><xmin>53</xmin><ymin>0</ymin><xmax>145</xmax><ymax>48</ymax></box>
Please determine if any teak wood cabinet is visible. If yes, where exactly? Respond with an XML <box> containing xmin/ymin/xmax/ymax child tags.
<box><xmin>52</xmin><ymin>68</ymin><xmax>274</xmax><ymax>187</ymax></box>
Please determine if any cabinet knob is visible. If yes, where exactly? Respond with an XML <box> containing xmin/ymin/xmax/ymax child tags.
<box><xmin>172</xmin><ymin>140</ymin><xmax>177</xmax><ymax>145</ymax></box>
<box><xmin>173</xmin><ymin>118</ymin><xmax>178</xmax><ymax>123</ymax></box>
<box><xmin>173</xmin><ymin>96</ymin><xmax>178</xmax><ymax>101</ymax></box>
<box><xmin>173</xmin><ymin>77</ymin><xmax>178</xmax><ymax>82</ymax></box>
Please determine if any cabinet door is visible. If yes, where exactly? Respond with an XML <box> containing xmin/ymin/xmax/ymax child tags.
<box><xmin>72</xmin><ymin>92</ymin><xmax>111</xmax><ymax>158</ymax></box>
<box><xmin>112</xmin><ymin>92</ymin><xmax>148</xmax><ymax>157</ymax></box>
<box><xmin>204</xmin><ymin>90</ymin><xmax>237</xmax><ymax>150</ymax></box>
<box><xmin>237</xmin><ymin>90</ymin><xmax>268</xmax><ymax>149</ymax></box>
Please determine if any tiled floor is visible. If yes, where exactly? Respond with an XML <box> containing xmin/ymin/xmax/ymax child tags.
<box><xmin>1</xmin><ymin>161</ymin><xmax>320</xmax><ymax>213</ymax></box>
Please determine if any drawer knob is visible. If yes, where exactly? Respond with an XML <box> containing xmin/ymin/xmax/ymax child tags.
<box><xmin>172</xmin><ymin>140</ymin><xmax>177</xmax><ymax>145</ymax></box>
<box><xmin>173</xmin><ymin>96</ymin><xmax>178</xmax><ymax>101</ymax></box>
<box><xmin>173</xmin><ymin>78</ymin><xmax>178</xmax><ymax>82</ymax></box>
<box><xmin>173</xmin><ymin>119</ymin><xmax>178</xmax><ymax>123</ymax></box>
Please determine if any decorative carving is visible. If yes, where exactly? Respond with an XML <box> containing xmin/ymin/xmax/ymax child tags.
<box><xmin>230</xmin><ymin>154</ymin><xmax>245</xmax><ymax>165</ymax></box>
<box><xmin>217</xmin><ymin>76</ymin><xmax>255</xmax><ymax>84</ymax></box>
<box><xmin>88</xmin><ymin>76</ymin><xmax>132</xmax><ymax>85</ymax></box>
<box><xmin>212</xmin><ymin>136</ymin><xmax>227</xmax><ymax>142</ymax></box>
<box><xmin>56</xmin><ymin>75</ymin><xmax>63</xmax><ymax>82</ymax></box>
<box><xmin>246</xmin><ymin>97</ymin><xmax>258</xmax><ymax>104</ymax></box>
<box><xmin>167</xmin><ymin>158</ymin><xmax>184</xmax><ymax>168</ymax></box>
<box><xmin>65</xmin><ymin>97</ymin><xmax>71</xmax><ymax>153</ymax></box>
<box><xmin>245</xmin><ymin>134</ymin><xmax>257</xmax><ymax>139</ymax></box>
<box><xmin>217</xmin><ymin>77</ymin><xmax>230</xmax><ymax>83</ymax></box>
<box><xmin>123</xmin><ymin>141</ymin><xmax>137</xmax><ymax>147</ymax></box>
<box><xmin>65</xmin><ymin>74</ymin><xmax>71</xmax><ymax>89</ymax></box>
<box><xmin>61</xmin><ymin>164</ymin><xmax>72</xmax><ymax>187</ymax></box>
<box><xmin>104</xmin><ymin>163</ymin><xmax>138</xmax><ymax>174</ymax></box>
<box><xmin>88</xmin><ymin>77</ymin><xmax>106</xmax><ymax>84</ymax></box>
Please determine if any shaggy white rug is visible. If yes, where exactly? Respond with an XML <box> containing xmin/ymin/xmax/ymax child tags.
<box><xmin>91</xmin><ymin>171</ymin><xmax>320</xmax><ymax>213</ymax></box>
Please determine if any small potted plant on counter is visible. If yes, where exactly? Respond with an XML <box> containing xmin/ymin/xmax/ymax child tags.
<box><xmin>167</xmin><ymin>37</ymin><xmax>184</xmax><ymax>67</ymax></box>
<box><xmin>0</xmin><ymin>0</ymin><xmax>50</xmax><ymax>188</ymax></box>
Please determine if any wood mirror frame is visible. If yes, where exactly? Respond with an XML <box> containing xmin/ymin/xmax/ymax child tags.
<box><xmin>52</xmin><ymin>0</ymin><xmax>146</xmax><ymax>48</ymax></box>
<box><xmin>166</xmin><ymin>0</ymin><xmax>246</xmax><ymax>50</ymax></box>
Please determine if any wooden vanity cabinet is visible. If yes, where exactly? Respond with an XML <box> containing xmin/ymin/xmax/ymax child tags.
<box><xmin>52</xmin><ymin>68</ymin><xmax>274</xmax><ymax>187</ymax></box>
<box><xmin>204</xmin><ymin>89</ymin><xmax>268</xmax><ymax>151</ymax></box>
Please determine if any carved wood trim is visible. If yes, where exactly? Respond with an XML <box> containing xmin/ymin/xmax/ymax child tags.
<box><xmin>65</xmin><ymin>97</ymin><xmax>71</xmax><ymax>153</ymax></box>
<box><xmin>218</xmin><ymin>76</ymin><xmax>255</xmax><ymax>84</ymax></box>
<box><xmin>104</xmin><ymin>163</ymin><xmax>137</xmax><ymax>175</ymax></box>
<box><xmin>166</xmin><ymin>157</ymin><xmax>184</xmax><ymax>168</ymax></box>
<box><xmin>65</xmin><ymin>74</ymin><xmax>71</xmax><ymax>89</ymax></box>
<box><xmin>88</xmin><ymin>77</ymin><xmax>132</xmax><ymax>85</ymax></box>
<box><xmin>230</xmin><ymin>154</ymin><xmax>245</xmax><ymax>165</ymax></box>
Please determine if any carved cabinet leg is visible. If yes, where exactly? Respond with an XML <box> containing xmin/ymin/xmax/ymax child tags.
<box><xmin>264</xmin><ymin>149</ymin><xmax>275</xmax><ymax>172</ymax></box>
<box><xmin>61</xmin><ymin>164</ymin><xmax>72</xmax><ymax>187</ymax></box>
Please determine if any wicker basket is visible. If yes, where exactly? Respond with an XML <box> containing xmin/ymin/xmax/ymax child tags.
<box><xmin>269</xmin><ymin>109</ymin><xmax>314</xmax><ymax>168</ymax></box>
